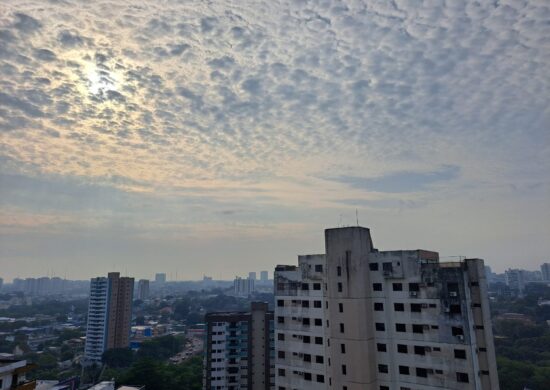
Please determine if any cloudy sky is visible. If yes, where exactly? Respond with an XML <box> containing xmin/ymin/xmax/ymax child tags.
<box><xmin>1</xmin><ymin>0</ymin><xmax>549</xmax><ymax>281</ymax></box>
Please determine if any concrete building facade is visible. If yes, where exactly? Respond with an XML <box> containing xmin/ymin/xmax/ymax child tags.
<box><xmin>274</xmin><ymin>226</ymin><xmax>499</xmax><ymax>390</ymax></box>
<box><xmin>541</xmin><ymin>263</ymin><xmax>550</xmax><ymax>281</ymax></box>
<box><xmin>137</xmin><ymin>279</ymin><xmax>150</xmax><ymax>300</ymax></box>
<box><xmin>274</xmin><ymin>255</ymin><xmax>327</xmax><ymax>390</ymax></box>
<box><xmin>203</xmin><ymin>302</ymin><xmax>274</xmax><ymax>390</ymax></box>
<box><xmin>84</xmin><ymin>272</ymin><xmax>134</xmax><ymax>362</ymax></box>
<box><xmin>234</xmin><ymin>277</ymin><xmax>255</xmax><ymax>297</ymax></box>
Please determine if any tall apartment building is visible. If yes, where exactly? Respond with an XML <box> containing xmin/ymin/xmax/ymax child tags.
<box><xmin>204</xmin><ymin>302</ymin><xmax>274</xmax><ymax>390</ymax></box>
<box><xmin>541</xmin><ymin>263</ymin><xmax>550</xmax><ymax>281</ymax></box>
<box><xmin>504</xmin><ymin>268</ymin><xmax>526</xmax><ymax>296</ymax></box>
<box><xmin>85</xmin><ymin>272</ymin><xmax>134</xmax><ymax>362</ymax></box>
<box><xmin>260</xmin><ymin>271</ymin><xmax>269</xmax><ymax>282</ymax></box>
<box><xmin>274</xmin><ymin>255</ymin><xmax>327</xmax><ymax>389</ymax></box>
<box><xmin>155</xmin><ymin>273</ymin><xmax>166</xmax><ymax>284</ymax></box>
<box><xmin>234</xmin><ymin>276</ymin><xmax>255</xmax><ymax>297</ymax></box>
<box><xmin>249</xmin><ymin>272</ymin><xmax>257</xmax><ymax>281</ymax></box>
<box><xmin>275</xmin><ymin>226</ymin><xmax>499</xmax><ymax>390</ymax></box>
<box><xmin>137</xmin><ymin>279</ymin><xmax>150</xmax><ymax>300</ymax></box>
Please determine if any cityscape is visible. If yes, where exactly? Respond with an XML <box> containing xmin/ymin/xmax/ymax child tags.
<box><xmin>0</xmin><ymin>226</ymin><xmax>549</xmax><ymax>389</ymax></box>
<box><xmin>1</xmin><ymin>0</ymin><xmax>549</xmax><ymax>389</ymax></box>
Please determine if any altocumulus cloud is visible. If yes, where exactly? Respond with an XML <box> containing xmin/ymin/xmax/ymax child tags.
<box><xmin>0</xmin><ymin>0</ymin><xmax>549</xmax><ymax>278</ymax></box>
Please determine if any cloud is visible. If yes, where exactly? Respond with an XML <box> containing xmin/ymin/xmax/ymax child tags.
<box><xmin>0</xmin><ymin>0</ymin><xmax>548</xmax><ymax>278</ymax></box>
<box><xmin>328</xmin><ymin>165</ymin><xmax>461</xmax><ymax>193</ymax></box>
<box><xmin>12</xmin><ymin>13</ymin><xmax>41</xmax><ymax>33</ymax></box>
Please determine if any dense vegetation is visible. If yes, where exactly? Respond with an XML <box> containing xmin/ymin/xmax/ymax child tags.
<box><xmin>98</xmin><ymin>335</ymin><xmax>202</xmax><ymax>389</ymax></box>
<box><xmin>492</xmin><ymin>284</ymin><xmax>550</xmax><ymax>390</ymax></box>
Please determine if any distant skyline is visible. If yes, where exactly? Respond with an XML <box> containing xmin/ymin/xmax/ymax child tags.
<box><xmin>1</xmin><ymin>1</ymin><xmax>549</xmax><ymax>281</ymax></box>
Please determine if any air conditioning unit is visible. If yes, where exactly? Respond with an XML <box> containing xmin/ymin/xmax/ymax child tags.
<box><xmin>409</xmin><ymin>291</ymin><xmax>418</xmax><ymax>297</ymax></box>
<box><xmin>425</xmin><ymin>346</ymin><xmax>432</xmax><ymax>352</ymax></box>
<box><xmin>449</xmin><ymin>291</ymin><xmax>458</xmax><ymax>297</ymax></box>
<box><xmin>457</xmin><ymin>335</ymin><xmax>464</xmax><ymax>341</ymax></box>
<box><xmin>422</xmin><ymin>303</ymin><xmax>429</xmax><ymax>308</ymax></box>
<box><xmin>427</xmin><ymin>369</ymin><xmax>434</xmax><ymax>374</ymax></box>
<box><xmin>444</xmin><ymin>307</ymin><xmax>450</xmax><ymax>313</ymax></box>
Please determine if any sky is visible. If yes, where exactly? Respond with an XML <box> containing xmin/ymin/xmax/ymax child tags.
<box><xmin>0</xmin><ymin>0</ymin><xmax>549</xmax><ymax>282</ymax></box>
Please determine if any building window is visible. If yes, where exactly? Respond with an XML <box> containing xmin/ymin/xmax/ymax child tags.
<box><xmin>475</xmin><ymin>325</ymin><xmax>485</xmax><ymax>329</ymax></box>
<box><xmin>479</xmin><ymin>347</ymin><xmax>487</xmax><ymax>352</ymax></box>
<box><xmin>304</xmin><ymin>354</ymin><xmax>311</xmax><ymax>362</ymax></box>
<box><xmin>397</xmin><ymin>344</ymin><xmax>408</xmax><ymax>353</ymax></box>
<box><xmin>399</xmin><ymin>366</ymin><xmax>410</xmax><ymax>375</ymax></box>
<box><xmin>337</xmin><ymin>266</ymin><xmax>342</xmax><ymax>276</ymax></box>
<box><xmin>346</xmin><ymin>250</ymin><xmax>351</xmax><ymax>261</ymax></box>
<box><xmin>394</xmin><ymin>303</ymin><xmax>405</xmax><ymax>311</ymax></box>
<box><xmin>315</xmin><ymin>336</ymin><xmax>323</xmax><ymax>345</ymax></box>
<box><xmin>369</xmin><ymin>263</ymin><xmax>379</xmax><ymax>271</ymax></box>
<box><xmin>277</xmin><ymin>316</ymin><xmax>284</xmax><ymax>324</ymax></box>
<box><xmin>302</xmin><ymin>283</ymin><xmax>309</xmax><ymax>290</ymax></box>
<box><xmin>392</xmin><ymin>282</ymin><xmax>403</xmax><ymax>291</ymax></box>
<box><xmin>481</xmin><ymin>370</ymin><xmax>490</xmax><ymax>375</ymax></box>
<box><xmin>411</xmin><ymin>303</ymin><xmax>422</xmax><ymax>312</ymax></box>
<box><xmin>452</xmin><ymin>326</ymin><xmax>464</xmax><ymax>336</ymax></box>
<box><xmin>303</xmin><ymin>336</ymin><xmax>311</xmax><ymax>343</ymax></box>
<box><xmin>456</xmin><ymin>372</ymin><xmax>469</xmax><ymax>383</ymax></box>
<box><xmin>339</xmin><ymin>303</ymin><xmax>344</xmax><ymax>312</ymax></box>
<box><xmin>450</xmin><ymin>304</ymin><xmax>461</xmax><ymax>314</ymax></box>
<box><xmin>374</xmin><ymin>302</ymin><xmax>384</xmax><ymax>311</ymax></box>
<box><xmin>342</xmin><ymin>365</ymin><xmax>347</xmax><ymax>375</ymax></box>
<box><xmin>341</xmin><ymin>343</ymin><xmax>346</xmax><ymax>353</ymax></box>
<box><xmin>316</xmin><ymin>355</ymin><xmax>324</xmax><ymax>364</ymax></box>
<box><xmin>412</xmin><ymin>324</ymin><xmax>424</xmax><ymax>333</ymax></box>
<box><xmin>409</xmin><ymin>283</ymin><xmax>419</xmax><ymax>291</ymax></box>
<box><xmin>380</xmin><ymin>387</ymin><xmax>389</xmax><ymax>390</ymax></box>
<box><xmin>302</xmin><ymin>300</ymin><xmax>309</xmax><ymax>308</ymax></box>
<box><xmin>315</xmin><ymin>264</ymin><xmax>323</xmax><ymax>272</ymax></box>
<box><xmin>376</xmin><ymin>322</ymin><xmax>385</xmax><ymax>331</ymax></box>
<box><xmin>278</xmin><ymin>368</ymin><xmax>286</xmax><ymax>377</ymax></box>
<box><xmin>315</xmin><ymin>318</ymin><xmax>322</xmax><ymax>326</ymax></box>
<box><xmin>416</xmin><ymin>368</ymin><xmax>428</xmax><ymax>378</ymax></box>
<box><xmin>338</xmin><ymin>282</ymin><xmax>343</xmax><ymax>292</ymax></box>
<box><xmin>414</xmin><ymin>346</ymin><xmax>425</xmax><ymax>355</ymax></box>
<box><xmin>454</xmin><ymin>349</ymin><xmax>466</xmax><ymax>359</ymax></box>
<box><xmin>314</xmin><ymin>300</ymin><xmax>322</xmax><ymax>308</ymax></box>
<box><xmin>303</xmin><ymin>318</ymin><xmax>310</xmax><ymax>326</ymax></box>
<box><xmin>277</xmin><ymin>299</ymin><xmax>284</xmax><ymax>307</ymax></box>
<box><xmin>304</xmin><ymin>372</ymin><xmax>312</xmax><ymax>381</ymax></box>
<box><xmin>396</xmin><ymin>323</ymin><xmax>406</xmax><ymax>332</ymax></box>
<box><xmin>313</xmin><ymin>283</ymin><xmax>321</xmax><ymax>290</ymax></box>
<box><xmin>317</xmin><ymin>374</ymin><xmax>325</xmax><ymax>383</ymax></box>
<box><xmin>278</xmin><ymin>350</ymin><xmax>285</xmax><ymax>358</ymax></box>
<box><xmin>378</xmin><ymin>364</ymin><xmax>389</xmax><ymax>373</ymax></box>
<box><xmin>373</xmin><ymin>283</ymin><xmax>382</xmax><ymax>291</ymax></box>
<box><xmin>340</xmin><ymin>323</ymin><xmax>345</xmax><ymax>333</ymax></box>
<box><xmin>383</xmin><ymin>262</ymin><xmax>393</xmax><ymax>272</ymax></box>
<box><xmin>277</xmin><ymin>333</ymin><xmax>285</xmax><ymax>341</ymax></box>
<box><xmin>377</xmin><ymin>343</ymin><xmax>387</xmax><ymax>352</ymax></box>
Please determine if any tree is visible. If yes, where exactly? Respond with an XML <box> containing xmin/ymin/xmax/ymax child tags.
<box><xmin>102</xmin><ymin>348</ymin><xmax>134</xmax><ymax>368</ymax></box>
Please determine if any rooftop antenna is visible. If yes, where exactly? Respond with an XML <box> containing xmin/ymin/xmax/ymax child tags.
<box><xmin>356</xmin><ymin>209</ymin><xmax>359</xmax><ymax>226</ymax></box>
<box><xmin>339</xmin><ymin>213</ymin><xmax>343</xmax><ymax>227</ymax></box>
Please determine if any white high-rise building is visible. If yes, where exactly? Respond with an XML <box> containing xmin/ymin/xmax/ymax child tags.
<box><xmin>85</xmin><ymin>272</ymin><xmax>134</xmax><ymax>362</ymax></box>
<box><xmin>274</xmin><ymin>255</ymin><xmax>327</xmax><ymax>389</ymax></box>
<box><xmin>274</xmin><ymin>226</ymin><xmax>500</xmax><ymax>390</ymax></box>
<box><xmin>260</xmin><ymin>270</ymin><xmax>269</xmax><ymax>282</ymax></box>
<box><xmin>234</xmin><ymin>276</ymin><xmax>255</xmax><ymax>297</ymax></box>
<box><xmin>249</xmin><ymin>271</ymin><xmax>257</xmax><ymax>280</ymax></box>
<box><xmin>137</xmin><ymin>279</ymin><xmax>150</xmax><ymax>300</ymax></box>
<box><xmin>505</xmin><ymin>268</ymin><xmax>526</xmax><ymax>296</ymax></box>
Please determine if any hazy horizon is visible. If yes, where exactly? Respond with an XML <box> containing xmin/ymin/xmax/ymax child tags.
<box><xmin>1</xmin><ymin>1</ymin><xmax>549</xmax><ymax>282</ymax></box>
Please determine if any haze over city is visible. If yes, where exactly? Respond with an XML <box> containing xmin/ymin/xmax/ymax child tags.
<box><xmin>1</xmin><ymin>0</ymin><xmax>549</xmax><ymax>281</ymax></box>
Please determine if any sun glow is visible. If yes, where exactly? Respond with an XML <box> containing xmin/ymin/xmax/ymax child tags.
<box><xmin>85</xmin><ymin>63</ymin><xmax>119</xmax><ymax>95</ymax></box>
